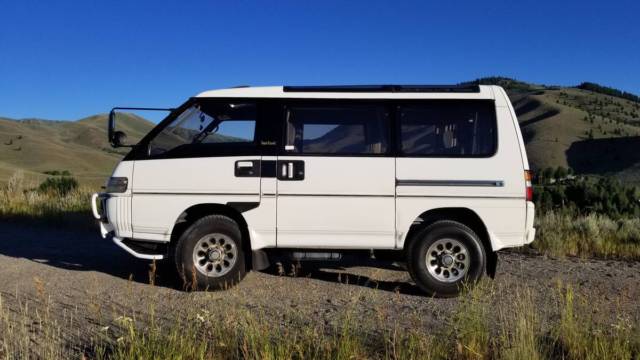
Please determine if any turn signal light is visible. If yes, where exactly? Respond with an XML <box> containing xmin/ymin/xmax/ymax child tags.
<box><xmin>106</xmin><ymin>177</ymin><xmax>128</xmax><ymax>193</ymax></box>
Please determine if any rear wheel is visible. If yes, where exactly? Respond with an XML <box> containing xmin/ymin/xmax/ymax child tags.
<box><xmin>407</xmin><ymin>220</ymin><xmax>486</xmax><ymax>297</ymax></box>
<box><xmin>174</xmin><ymin>215</ymin><xmax>246</xmax><ymax>290</ymax></box>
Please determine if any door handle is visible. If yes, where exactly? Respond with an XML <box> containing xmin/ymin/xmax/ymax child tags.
<box><xmin>234</xmin><ymin>160</ymin><xmax>260</xmax><ymax>177</ymax></box>
<box><xmin>277</xmin><ymin>160</ymin><xmax>304</xmax><ymax>181</ymax></box>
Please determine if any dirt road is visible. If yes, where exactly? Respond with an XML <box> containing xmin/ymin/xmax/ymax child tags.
<box><xmin>1</xmin><ymin>221</ymin><xmax>639</xmax><ymax>352</ymax></box>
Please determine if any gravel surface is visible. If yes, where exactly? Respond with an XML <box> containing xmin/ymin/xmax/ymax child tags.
<box><xmin>1</xmin><ymin>222</ymin><xmax>639</xmax><ymax>350</ymax></box>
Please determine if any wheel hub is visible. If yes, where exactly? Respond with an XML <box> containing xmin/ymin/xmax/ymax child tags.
<box><xmin>441</xmin><ymin>254</ymin><xmax>454</xmax><ymax>267</ymax></box>
<box><xmin>193</xmin><ymin>233</ymin><xmax>238</xmax><ymax>278</ymax></box>
<box><xmin>425</xmin><ymin>238</ymin><xmax>471</xmax><ymax>283</ymax></box>
<box><xmin>207</xmin><ymin>248</ymin><xmax>222</xmax><ymax>262</ymax></box>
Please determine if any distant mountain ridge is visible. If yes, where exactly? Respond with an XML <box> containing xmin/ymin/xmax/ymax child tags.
<box><xmin>1</xmin><ymin>78</ymin><xmax>640</xmax><ymax>185</ymax></box>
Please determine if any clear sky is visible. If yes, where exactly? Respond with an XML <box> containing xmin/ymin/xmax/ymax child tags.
<box><xmin>1</xmin><ymin>0</ymin><xmax>639</xmax><ymax>120</ymax></box>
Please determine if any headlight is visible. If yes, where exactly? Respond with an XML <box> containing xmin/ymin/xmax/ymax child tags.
<box><xmin>106</xmin><ymin>177</ymin><xmax>128</xmax><ymax>193</ymax></box>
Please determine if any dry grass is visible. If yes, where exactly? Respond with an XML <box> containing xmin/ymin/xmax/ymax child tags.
<box><xmin>496</xmin><ymin>287</ymin><xmax>543</xmax><ymax>360</ymax></box>
<box><xmin>1</xmin><ymin>279</ymin><xmax>638</xmax><ymax>359</ymax></box>
<box><xmin>554</xmin><ymin>286</ymin><xmax>638</xmax><ymax>360</ymax></box>
<box><xmin>533</xmin><ymin>211</ymin><xmax>640</xmax><ymax>260</ymax></box>
<box><xmin>0</xmin><ymin>172</ymin><xmax>93</xmax><ymax>226</ymax></box>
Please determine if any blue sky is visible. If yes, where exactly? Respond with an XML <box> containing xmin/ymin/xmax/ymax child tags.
<box><xmin>1</xmin><ymin>0</ymin><xmax>638</xmax><ymax>121</ymax></box>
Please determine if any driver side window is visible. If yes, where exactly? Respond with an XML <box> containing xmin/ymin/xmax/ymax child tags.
<box><xmin>148</xmin><ymin>102</ymin><xmax>257</xmax><ymax>158</ymax></box>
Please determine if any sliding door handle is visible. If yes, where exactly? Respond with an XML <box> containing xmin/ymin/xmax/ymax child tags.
<box><xmin>277</xmin><ymin>160</ymin><xmax>304</xmax><ymax>181</ymax></box>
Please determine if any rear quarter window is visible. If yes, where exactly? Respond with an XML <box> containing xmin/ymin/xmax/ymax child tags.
<box><xmin>398</xmin><ymin>100</ymin><xmax>497</xmax><ymax>157</ymax></box>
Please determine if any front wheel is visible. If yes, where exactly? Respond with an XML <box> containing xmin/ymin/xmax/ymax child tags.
<box><xmin>407</xmin><ymin>220</ymin><xmax>486</xmax><ymax>297</ymax></box>
<box><xmin>173</xmin><ymin>215</ymin><xmax>246</xmax><ymax>290</ymax></box>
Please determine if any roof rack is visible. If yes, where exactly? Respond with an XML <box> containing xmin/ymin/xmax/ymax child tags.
<box><xmin>282</xmin><ymin>84</ymin><xmax>480</xmax><ymax>93</ymax></box>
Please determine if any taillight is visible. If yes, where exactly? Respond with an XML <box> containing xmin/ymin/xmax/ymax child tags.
<box><xmin>524</xmin><ymin>170</ymin><xmax>533</xmax><ymax>201</ymax></box>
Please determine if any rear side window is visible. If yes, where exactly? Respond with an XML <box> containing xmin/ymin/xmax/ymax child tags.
<box><xmin>398</xmin><ymin>101</ymin><xmax>497</xmax><ymax>157</ymax></box>
<box><xmin>285</xmin><ymin>105</ymin><xmax>389</xmax><ymax>155</ymax></box>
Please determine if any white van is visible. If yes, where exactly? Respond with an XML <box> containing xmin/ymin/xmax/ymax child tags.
<box><xmin>91</xmin><ymin>84</ymin><xmax>535</xmax><ymax>297</ymax></box>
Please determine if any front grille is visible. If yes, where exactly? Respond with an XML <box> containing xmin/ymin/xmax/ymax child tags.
<box><xmin>106</xmin><ymin>196</ymin><xmax>132</xmax><ymax>235</ymax></box>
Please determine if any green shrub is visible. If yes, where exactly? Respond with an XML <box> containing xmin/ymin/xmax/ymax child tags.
<box><xmin>37</xmin><ymin>177</ymin><xmax>79</xmax><ymax>196</ymax></box>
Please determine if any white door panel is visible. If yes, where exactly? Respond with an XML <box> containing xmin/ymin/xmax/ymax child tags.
<box><xmin>277</xmin><ymin>195</ymin><xmax>395</xmax><ymax>248</ymax></box>
<box><xmin>276</xmin><ymin>157</ymin><xmax>395</xmax><ymax>248</ymax></box>
<box><xmin>131</xmin><ymin>156</ymin><xmax>264</xmax><ymax>242</ymax></box>
<box><xmin>132</xmin><ymin>157</ymin><xmax>259</xmax><ymax>194</ymax></box>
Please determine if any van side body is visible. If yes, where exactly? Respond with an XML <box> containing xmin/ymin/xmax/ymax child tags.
<box><xmin>93</xmin><ymin>84</ymin><xmax>535</xmax><ymax>295</ymax></box>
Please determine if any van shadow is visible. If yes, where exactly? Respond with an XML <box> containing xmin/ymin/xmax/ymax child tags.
<box><xmin>262</xmin><ymin>259</ymin><xmax>424</xmax><ymax>296</ymax></box>
<box><xmin>0</xmin><ymin>216</ymin><xmax>180</xmax><ymax>289</ymax></box>
<box><xmin>0</xmin><ymin>217</ymin><xmax>421</xmax><ymax>294</ymax></box>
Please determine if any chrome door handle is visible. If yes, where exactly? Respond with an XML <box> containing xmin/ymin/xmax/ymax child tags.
<box><xmin>234</xmin><ymin>160</ymin><xmax>260</xmax><ymax>177</ymax></box>
<box><xmin>277</xmin><ymin>160</ymin><xmax>305</xmax><ymax>181</ymax></box>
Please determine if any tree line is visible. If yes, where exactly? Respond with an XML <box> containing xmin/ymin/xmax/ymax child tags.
<box><xmin>533</xmin><ymin>167</ymin><xmax>640</xmax><ymax>218</ymax></box>
<box><xmin>576</xmin><ymin>82</ymin><xmax>640</xmax><ymax>104</ymax></box>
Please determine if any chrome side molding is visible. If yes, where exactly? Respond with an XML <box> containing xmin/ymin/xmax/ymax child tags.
<box><xmin>396</xmin><ymin>179</ymin><xmax>505</xmax><ymax>187</ymax></box>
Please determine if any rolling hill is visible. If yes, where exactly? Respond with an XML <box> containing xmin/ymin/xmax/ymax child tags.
<box><xmin>1</xmin><ymin>79</ymin><xmax>640</xmax><ymax>186</ymax></box>
<box><xmin>472</xmin><ymin>77</ymin><xmax>640</xmax><ymax>183</ymax></box>
<box><xmin>0</xmin><ymin>114</ymin><xmax>153</xmax><ymax>186</ymax></box>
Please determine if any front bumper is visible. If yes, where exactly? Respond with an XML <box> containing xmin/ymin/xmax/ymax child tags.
<box><xmin>91</xmin><ymin>192</ymin><xmax>108</xmax><ymax>222</ymax></box>
<box><xmin>91</xmin><ymin>192</ymin><xmax>164</xmax><ymax>260</ymax></box>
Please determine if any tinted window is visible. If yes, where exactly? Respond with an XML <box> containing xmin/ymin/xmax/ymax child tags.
<box><xmin>148</xmin><ymin>102</ymin><xmax>256</xmax><ymax>157</ymax></box>
<box><xmin>285</xmin><ymin>105</ymin><xmax>389</xmax><ymax>155</ymax></box>
<box><xmin>398</xmin><ymin>101</ymin><xmax>496</xmax><ymax>157</ymax></box>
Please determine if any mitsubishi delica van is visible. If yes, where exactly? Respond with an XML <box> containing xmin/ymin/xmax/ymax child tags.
<box><xmin>91</xmin><ymin>84</ymin><xmax>535</xmax><ymax>297</ymax></box>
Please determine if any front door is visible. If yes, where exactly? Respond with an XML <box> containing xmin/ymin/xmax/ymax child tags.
<box><xmin>276</xmin><ymin>102</ymin><xmax>396</xmax><ymax>248</ymax></box>
<box><xmin>129</xmin><ymin>100</ymin><xmax>266</xmax><ymax>243</ymax></box>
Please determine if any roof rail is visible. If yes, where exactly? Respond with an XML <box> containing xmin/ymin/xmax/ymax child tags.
<box><xmin>282</xmin><ymin>84</ymin><xmax>480</xmax><ymax>93</ymax></box>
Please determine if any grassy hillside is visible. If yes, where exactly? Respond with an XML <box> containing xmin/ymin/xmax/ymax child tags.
<box><xmin>473</xmin><ymin>77</ymin><xmax>640</xmax><ymax>183</ymax></box>
<box><xmin>0</xmin><ymin>114</ymin><xmax>153</xmax><ymax>186</ymax></box>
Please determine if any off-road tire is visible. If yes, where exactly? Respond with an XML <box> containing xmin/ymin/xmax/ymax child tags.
<box><xmin>173</xmin><ymin>215</ymin><xmax>246</xmax><ymax>291</ymax></box>
<box><xmin>407</xmin><ymin>220</ymin><xmax>486</xmax><ymax>297</ymax></box>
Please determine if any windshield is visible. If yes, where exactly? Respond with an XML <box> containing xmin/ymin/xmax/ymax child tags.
<box><xmin>148</xmin><ymin>101</ymin><xmax>256</xmax><ymax>157</ymax></box>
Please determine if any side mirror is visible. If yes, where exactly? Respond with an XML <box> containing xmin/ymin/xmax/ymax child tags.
<box><xmin>111</xmin><ymin>131</ymin><xmax>128</xmax><ymax>147</ymax></box>
<box><xmin>108</xmin><ymin>106</ymin><xmax>174</xmax><ymax>148</ymax></box>
<box><xmin>108</xmin><ymin>109</ymin><xmax>132</xmax><ymax>148</ymax></box>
